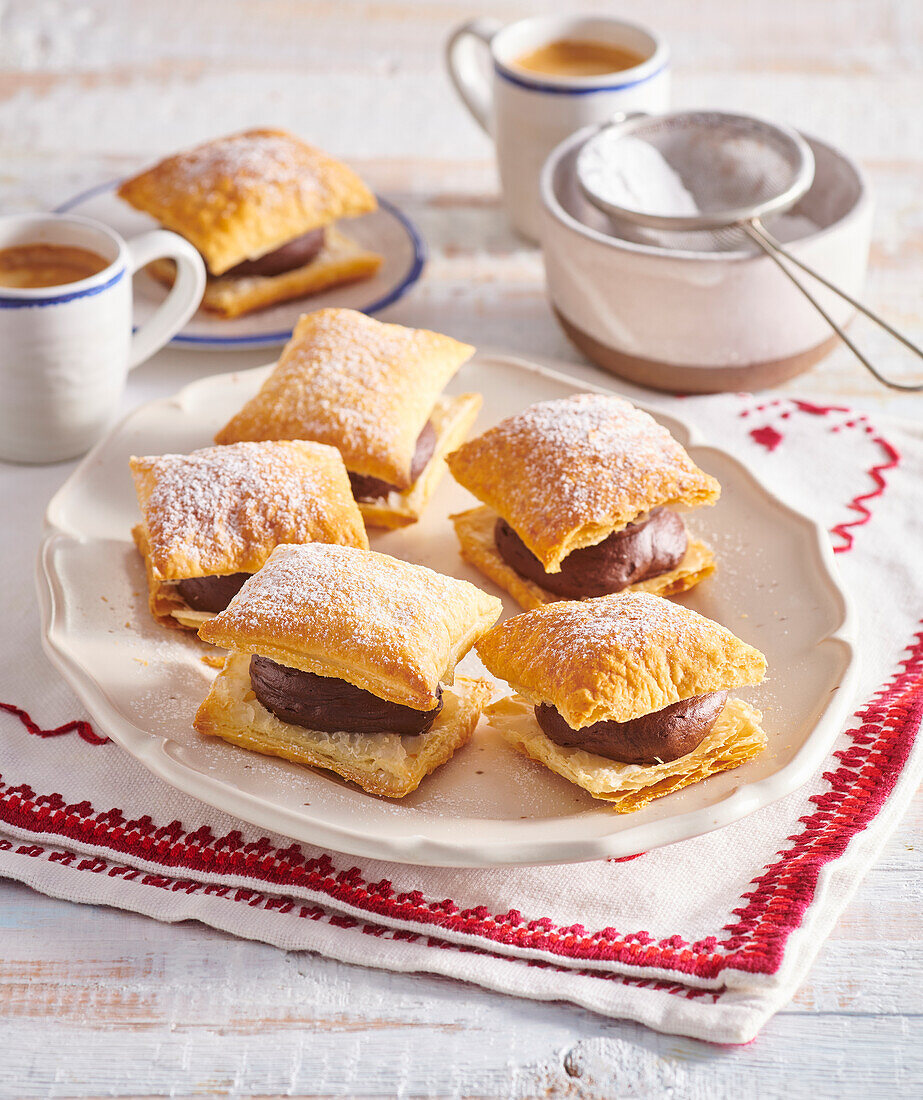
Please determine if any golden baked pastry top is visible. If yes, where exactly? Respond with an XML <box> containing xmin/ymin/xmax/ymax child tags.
<box><xmin>117</xmin><ymin>128</ymin><xmax>377</xmax><ymax>275</ymax></box>
<box><xmin>476</xmin><ymin>590</ymin><xmax>766</xmax><ymax>728</ymax></box>
<box><xmin>198</xmin><ymin>543</ymin><xmax>503</xmax><ymax>710</ymax></box>
<box><xmin>214</xmin><ymin>308</ymin><xmax>476</xmax><ymax>488</ymax></box>
<box><xmin>447</xmin><ymin>393</ymin><xmax>720</xmax><ymax>572</ymax></box>
<box><xmin>130</xmin><ymin>440</ymin><xmax>367</xmax><ymax>582</ymax></box>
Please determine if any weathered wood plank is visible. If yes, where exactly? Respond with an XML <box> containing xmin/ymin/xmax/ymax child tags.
<box><xmin>0</xmin><ymin>1</ymin><xmax>920</xmax><ymax>74</ymax></box>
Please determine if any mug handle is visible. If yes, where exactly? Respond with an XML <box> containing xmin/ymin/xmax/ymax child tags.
<box><xmin>125</xmin><ymin>230</ymin><xmax>206</xmax><ymax>369</ymax></box>
<box><xmin>445</xmin><ymin>17</ymin><xmax>502</xmax><ymax>135</ymax></box>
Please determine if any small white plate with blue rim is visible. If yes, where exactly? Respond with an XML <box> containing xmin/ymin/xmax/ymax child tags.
<box><xmin>56</xmin><ymin>181</ymin><xmax>426</xmax><ymax>351</ymax></box>
<box><xmin>37</xmin><ymin>353</ymin><xmax>857</xmax><ymax>866</ymax></box>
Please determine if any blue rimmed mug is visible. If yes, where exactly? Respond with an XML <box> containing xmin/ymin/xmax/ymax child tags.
<box><xmin>0</xmin><ymin>212</ymin><xmax>205</xmax><ymax>463</ymax></box>
<box><xmin>446</xmin><ymin>14</ymin><xmax>670</xmax><ymax>242</ymax></box>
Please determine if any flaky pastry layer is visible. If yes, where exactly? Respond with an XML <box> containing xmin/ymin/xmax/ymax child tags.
<box><xmin>147</xmin><ymin>227</ymin><xmax>381</xmax><ymax>319</ymax></box>
<box><xmin>214</xmin><ymin>308</ymin><xmax>475</xmax><ymax>488</ymax></box>
<box><xmin>170</xmin><ymin>607</ymin><xmax>214</xmax><ymax>631</ymax></box>
<box><xmin>475</xmin><ymin>590</ymin><xmax>766</xmax><ymax>728</ymax></box>
<box><xmin>194</xmin><ymin>652</ymin><xmax>492</xmax><ymax>798</ymax></box>
<box><xmin>447</xmin><ymin>393</ymin><xmax>720</xmax><ymax>571</ymax></box>
<box><xmin>133</xmin><ymin>524</ymin><xmax>195</xmax><ymax>632</ymax></box>
<box><xmin>198</xmin><ymin>543</ymin><xmax>502</xmax><ymax>711</ymax></box>
<box><xmin>451</xmin><ymin>505</ymin><xmax>715</xmax><ymax>610</ymax></box>
<box><xmin>118</xmin><ymin>128</ymin><xmax>377</xmax><ymax>275</ymax></box>
<box><xmin>359</xmin><ymin>393</ymin><xmax>482</xmax><ymax>529</ymax></box>
<box><xmin>486</xmin><ymin>694</ymin><xmax>765</xmax><ymax>812</ymax></box>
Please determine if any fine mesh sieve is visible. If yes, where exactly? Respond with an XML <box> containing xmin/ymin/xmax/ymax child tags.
<box><xmin>576</xmin><ymin>110</ymin><xmax>923</xmax><ymax>390</ymax></box>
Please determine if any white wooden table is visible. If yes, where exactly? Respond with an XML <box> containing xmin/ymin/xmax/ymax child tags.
<box><xmin>1</xmin><ymin>2</ymin><xmax>921</xmax><ymax>1095</ymax></box>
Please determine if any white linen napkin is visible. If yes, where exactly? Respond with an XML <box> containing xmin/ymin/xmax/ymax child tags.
<box><xmin>1</xmin><ymin>385</ymin><xmax>920</xmax><ymax>1044</ymax></box>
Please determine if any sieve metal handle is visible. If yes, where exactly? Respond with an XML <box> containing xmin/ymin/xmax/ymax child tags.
<box><xmin>743</xmin><ymin>219</ymin><xmax>923</xmax><ymax>392</ymax></box>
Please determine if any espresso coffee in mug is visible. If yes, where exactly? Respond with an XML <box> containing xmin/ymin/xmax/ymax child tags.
<box><xmin>512</xmin><ymin>39</ymin><xmax>647</xmax><ymax>78</ymax></box>
<box><xmin>446</xmin><ymin>15</ymin><xmax>670</xmax><ymax>242</ymax></box>
<box><xmin>0</xmin><ymin>213</ymin><xmax>206</xmax><ymax>464</ymax></box>
<box><xmin>0</xmin><ymin>243</ymin><xmax>110</xmax><ymax>288</ymax></box>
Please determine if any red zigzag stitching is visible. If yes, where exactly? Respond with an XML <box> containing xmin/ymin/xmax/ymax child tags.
<box><xmin>741</xmin><ymin>398</ymin><xmax>900</xmax><ymax>554</ymax></box>
<box><xmin>829</xmin><ymin>436</ymin><xmax>900</xmax><ymax>553</ymax></box>
<box><xmin>0</xmin><ymin>702</ymin><xmax>109</xmax><ymax>746</ymax></box>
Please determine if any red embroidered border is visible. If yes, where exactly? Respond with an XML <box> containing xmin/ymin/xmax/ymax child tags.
<box><xmin>2</xmin><ymin>626</ymin><xmax>921</xmax><ymax>981</ymax></box>
<box><xmin>719</xmin><ymin>627</ymin><xmax>923</xmax><ymax>973</ymax></box>
<box><xmin>0</xmin><ymin>836</ymin><xmax>717</xmax><ymax>1003</ymax></box>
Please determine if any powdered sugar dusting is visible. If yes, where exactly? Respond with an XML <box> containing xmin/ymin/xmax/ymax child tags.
<box><xmin>477</xmin><ymin>394</ymin><xmax>708</xmax><ymax>515</ymax></box>
<box><xmin>158</xmin><ymin>130</ymin><xmax>327</xmax><ymax>204</ymax></box>
<box><xmin>133</xmin><ymin>441</ymin><xmax>363</xmax><ymax>578</ymax></box>
<box><xmin>478</xmin><ymin>590</ymin><xmax>765</xmax><ymax>726</ymax></box>
<box><xmin>449</xmin><ymin>394</ymin><xmax>720</xmax><ymax>565</ymax></box>
<box><xmin>497</xmin><ymin>591</ymin><xmax>699</xmax><ymax>665</ymax></box>
<box><xmin>119</xmin><ymin>129</ymin><xmax>377</xmax><ymax>274</ymax></box>
<box><xmin>217</xmin><ymin>308</ymin><xmax>473</xmax><ymax>484</ymax></box>
<box><xmin>204</xmin><ymin>544</ymin><xmax>499</xmax><ymax>704</ymax></box>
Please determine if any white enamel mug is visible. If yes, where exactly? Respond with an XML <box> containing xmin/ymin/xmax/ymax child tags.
<box><xmin>446</xmin><ymin>14</ymin><xmax>670</xmax><ymax>242</ymax></box>
<box><xmin>0</xmin><ymin>213</ymin><xmax>205</xmax><ymax>463</ymax></box>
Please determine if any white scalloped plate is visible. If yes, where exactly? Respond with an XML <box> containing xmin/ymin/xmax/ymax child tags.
<box><xmin>37</xmin><ymin>355</ymin><xmax>857</xmax><ymax>867</ymax></box>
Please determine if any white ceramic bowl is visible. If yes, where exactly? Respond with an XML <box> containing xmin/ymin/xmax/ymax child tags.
<box><xmin>540</xmin><ymin>127</ymin><xmax>872</xmax><ymax>392</ymax></box>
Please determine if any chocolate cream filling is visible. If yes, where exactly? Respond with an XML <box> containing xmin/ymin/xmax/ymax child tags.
<box><xmin>249</xmin><ymin>654</ymin><xmax>443</xmax><ymax>735</ymax></box>
<box><xmin>176</xmin><ymin>572</ymin><xmax>251</xmax><ymax>613</ymax></box>
<box><xmin>495</xmin><ymin>507</ymin><xmax>687</xmax><ymax>598</ymax></box>
<box><xmin>222</xmin><ymin>227</ymin><xmax>327</xmax><ymax>278</ymax></box>
<box><xmin>348</xmin><ymin>420</ymin><xmax>437</xmax><ymax>502</ymax></box>
<box><xmin>535</xmin><ymin>691</ymin><xmax>729</xmax><ymax>766</ymax></box>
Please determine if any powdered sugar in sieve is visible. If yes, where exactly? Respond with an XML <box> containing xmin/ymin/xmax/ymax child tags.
<box><xmin>575</xmin><ymin>110</ymin><xmax>923</xmax><ymax>390</ymax></box>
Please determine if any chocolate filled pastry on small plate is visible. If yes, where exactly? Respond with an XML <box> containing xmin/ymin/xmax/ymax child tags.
<box><xmin>130</xmin><ymin>440</ymin><xmax>367</xmax><ymax>632</ymax></box>
<box><xmin>447</xmin><ymin>393</ymin><xmax>721</xmax><ymax>609</ymax></box>
<box><xmin>117</xmin><ymin>128</ymin><xmax>382</xmax><ymax>318</ymax></box>
<box><xmin>194</xmin><ymin>543</ymin><xmax>501</xmax><ymax>797</ymax></box>
<box><xmin>477</xmin><ymin>591</ymin><xmax>767</xmax><ymax>812</ymax></box>
<box><xmin>215</xmin><ymin>307</ymin><xmax>482</xmax><ymax>528</ymax></box>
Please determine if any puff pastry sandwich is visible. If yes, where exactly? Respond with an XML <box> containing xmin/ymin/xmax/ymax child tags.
<box><xmin>117</xmin><ymin>129</ymin><xmax>382</xmax><ymax>318</ymax></box>
<box><xmin>477</xmin><ymin>591</ymin><xmax>767</xmax><ymax>812</ymax></box>
<box><xmin>194</xmin><ymin>544</ymin><xmax>501</xmax><ymax>797</ymax></box>
<box><xmin>215</xmin><ymin>307</ymin><xmax>482</xmax><ymax>528</ymax></box>
<box><xmin>130</xmin><ymin>441</ymin><xmax>368</xmax><ymax>632</ymax></box>
<box><xmin>447</xmin><ymin>393</ymin><xmax>720</xmax><ymax>609</ymax></box>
